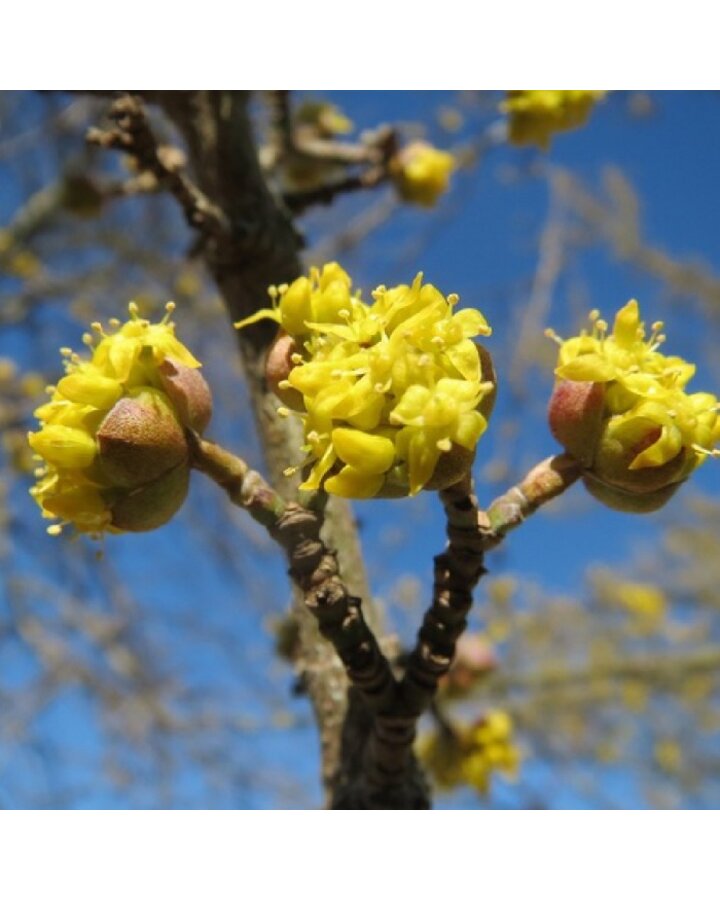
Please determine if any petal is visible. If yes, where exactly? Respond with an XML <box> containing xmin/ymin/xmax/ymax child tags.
<box><xmin>324</xmin><ymin>466</ymin><xmax>384</xmax><ymax>499</ymax></box>
<box><xmin>405</xmin><ymin>430</ymin><xmax>440</xmax><ymax>495</ymax></box>
<box><xmin>234</xmin><ymin>307</ymin><xmax>282</xmax><ymax>332</ymax></box>
<box><xmin>57</xmin><ymin>372</ymin><xmax>123</xmax><ymax>409</ymax></box>
<box><xmin>331</xmin><ymin>428</ymin><xmax>395</xmax><ymax>474</ymax></box>
<box><xmin>451</xmin><ymin>410</ymin><xmax>487</xmax><ymax>450</ymax></box>
<box><xmin>389</xmin><ymin>384</ymin><xmax>431</xmax><ymax>425</ymax></box>
<box><xmin>278</xmin><ymin>277</ymin><xmax>312</xmax><ymax>334</ymax></box>
<box><xmin>28</xmin><ymin>425</ymin><xmax>97</xmax><ymax>468</ymax></box>
<box><xmin>298</xmin><ymin>443</ymin><xmax>336</xmax><ymax>491</ymax></box>
<box><xmin>443</xmin><ymin>340</ymin><xmax>481</xmax><ymax>382</ymax></box>
<box><xmin>613</xmin><ymin>299</ymin><xmax>641</xmax><ymax>347</ymax></box>
<box><xmin>630</xmin><ymin>424</ymin><xmax>683</xmax><ymax>470</ymax></box>
<box><xmin>556</xmin><ymin>354</ymin><xmax>616</xmax><ymax>382</ymax></box>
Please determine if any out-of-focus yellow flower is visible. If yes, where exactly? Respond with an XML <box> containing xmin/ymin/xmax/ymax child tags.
<box><xmin>0</xmin><ymin>357</ymin><xmax>17</xmax><ymax>383</ymax></box>
<box><xmin>654</xmin><ymin>739</ymin><xmax>682</xmax><ymax>774</ymax></box>
<box><xmin>417</xmin><ymin>710</ymin><xmax>520</xmax><ymax>795</ymax></box>
<box><xmin>7</xmin><ymin>250</ymin><xmax>41</xmax><ymax>280</ymax></box>
<box><xmin>27</xmin><ymin>302</ymin><xmax>212</xmax><ymax>536</ymax></box>
<box><xmin>236</xmin><ymin>263</ymin><xmax>495</xmax><ymax>499</ymax></box>
<box><xmin>548</xmin><ymin>299</ymin><xmax>720</xmax><ymax>513</ymax></box>
<box><xmin>621</xmin><ymin>680</ymin><xmax>649</xmax><ymax>713</ymax></box>
<box><xmin>390</xmin><ymin>141</ymin><xmax>455</xmax><ymax>207</ymax></box>
<box><xmin>502</xmin><ymin>90</ymin><xmax>606</xmax><ymax>150</ymax></box>
<box><xmin>612</xmin><ymin>581</ymin><xmax>667</xmax><ymax>621</ymax></box>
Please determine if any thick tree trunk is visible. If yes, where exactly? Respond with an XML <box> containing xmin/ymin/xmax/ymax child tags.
<box><xmin>153</xmin><ymin>91</ymin><xmax>429</xmax><ymax>808</ymax></box>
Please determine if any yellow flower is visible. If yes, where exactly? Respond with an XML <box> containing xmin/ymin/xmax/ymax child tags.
<box><xmin>548</xmin><ymin>300</ymin><xmax>720</xmax><ymax>512</ymax></box>
<box><xmin>390</xmin><ymin>141</ymin><xmax>455</xmax><ymax>207</ymax></box>
<box><xmin>502</xmin><ymin>90</ymin><xmax>606</xmax><ymax>150</ymax></box>
<box><xmin>417</xmin><ymin>709</ymin><xmax>520</xmax><ymax>796</ymax></box>
<box><xmin>28</xmin><ymin>302</ymin><xmax>212</xmax><ymax>536</ymax></box>
<box><xmin>236</xmin><ymin>263</ymin><xmax>495</xmax><ymax>499</ymax></box>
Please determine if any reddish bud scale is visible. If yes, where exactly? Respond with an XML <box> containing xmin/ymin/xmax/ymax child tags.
<box><xmin>548</xmin><ymin>378</ymin><xmax>688</xmax><ymax>513</ymax></box>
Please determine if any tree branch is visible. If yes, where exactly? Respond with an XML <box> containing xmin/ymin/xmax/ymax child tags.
<box><xmin>189</xmin><ymin>434</ymin><xmax>397</xmax><ymax>716</ymax></box>
<box><xmin>86</xmin><ymin>94</ymin><xmax>230</xmax><ymax>240</ymax></box>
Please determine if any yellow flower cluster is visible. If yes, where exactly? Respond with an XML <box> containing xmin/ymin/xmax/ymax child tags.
<box><xmin>418</xmin><ymin>711</ymin><xmax>520</xmax><ymax>795</ymax></box>
<box><xmin>502</xmin><ymin>90</ymin><xmax>605</xmax><ymax>150</ymax></box>
<box><xmin>390</xmin><ymin>141</ymin><xmax>455</xmax><ymax>207</ymax></box>
<box><xmin>28</xmin><ymin>303</ymin><xmax>209</xmax><ymax>536</ymax></box>
<box><xmin>236</xmin><ymin>263</ymin><xmax>495</xmax><ymax>498</ymax></box>
<box><xmin>549</xmin><ymin>299</ymin><xmax>720</xmax><ymax>512</ymax></box>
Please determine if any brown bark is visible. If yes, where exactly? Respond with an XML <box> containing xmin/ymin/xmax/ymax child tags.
<box><xmin>147</xmin><ymin>91</ymin><xmax>416</xmax><ymax>806</ymax></box>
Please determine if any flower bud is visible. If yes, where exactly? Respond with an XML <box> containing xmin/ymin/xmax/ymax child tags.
<box><xmin>502</xmin><ymin>90</ymin><xmax>606</xmax><ymax>150</ymax></box>
<box><xmin>95</xmin><ymin>387</ymin><xmax>188</xmax><ymax>488</ymax></box>
<box><xmin>547</xmin><ymin>300</ymin><xmax>720</xmax><ymax>513</ymax></box>
<box><xmin>28</xmin><ymin>302</ymin><xmax>210</xmax><ymax>536</ymax></box>
<box><xmin>389</xmin><ymin>142</ymin><xmax>455</xmax><ymax>207</ymax></box>
<box><xmin>109</xmin><ymin>463</ymin><xmax>190</xmax><ymax>532</ymax></box>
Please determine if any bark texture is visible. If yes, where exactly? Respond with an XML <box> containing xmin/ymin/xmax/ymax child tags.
<box><xmin>149</xmin><ymin>91</ymin><xmax>415</xmax><ymax>806</ymax></box>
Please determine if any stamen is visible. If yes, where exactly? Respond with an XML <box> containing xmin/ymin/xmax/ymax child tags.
<box><xmin>544</xmin><ymin>327</ymin><xmax>563</xmax><ymax>346</ymax></box>
<box><xmin>276</xmin><ymin>407</ymin><xmax>291</xmax><ymax>418</ymax></box>
<box><xmin>128</xmin><ymin>301</ymin><xmax>140</xmax><ymax>318</ymax></box>
<box><xmin>283</xmin><ymin>466</ymin><xmax>299</xmax><ymax>477</ymax></box>
<box><xmin>47</xmin><ymin>524</ymin><xmax>62</xmax><ymax>536</ymax></box>
<box><xmin>693</xmin><ymin>444</ymin><xmax>720</xmax><ymax>458</ymax></box>
<box><xmin>290</xmin><ymin>353</ymin><xmax>303</xmax><ymax>365</ymax></box>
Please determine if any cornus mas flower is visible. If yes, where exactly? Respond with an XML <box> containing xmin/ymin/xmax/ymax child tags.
<box><xmin>502</xmin><ymin>90</ymin><xmax>605</xmax><ymax>150</ymax></box>
<box><xmin>28</xmin><ymin>302</ymin><xmax>212</xmax><ymax>536</ymax></box>
<box><xmin>389</xmin><ymin>142</ymin><xmax>455</xmax><ymax>207</ymax></box>
<box><xmin>418</xmin><ymin>710</ymin><xmax>520</xmax><ymax>795</ymax></box>
<box><xmin>548</xmin><ymin>299</ymin><xmax>720</xmax><ymax>513</ymax></box>
<box><xmin>236</xmin><ymin>263</ymin><xmax>495</xmax><ymax>499</ymax></box>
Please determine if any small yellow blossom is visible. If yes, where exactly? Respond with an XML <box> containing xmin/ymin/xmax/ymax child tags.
<box><xmin>503</xmin><ymin>90</ymin><xmax>606</xmax><ymax>150</ymax></box>
<box><xmin>28</xmin><ymin>302</ymin><xmax>211</xmax><ymax>536</ymax></box>
<box><xmin>418</xmin><ymin>710</ymin><xmax>520</xmax><ymax>796</ymax></box>
<box><xmin>654</xmin><ymin>739</ymin><xmax>682</xmax><ymax>774</ymax></box>
<box><xmin>548</xmin><ymin>299</ymin><xmax>720</xmax><ymax>512</ymax></box>
<box><xmin>611</xmin><ymin>580</ymin><xmax>667</xmax><ymax>621</ymax></box>
<box><xmin>390</xmin><ymin>141</ymin><xmax>455</xmax><ymax>207</ymax></box>
<box><xmin>236</xmin><ymin>263</ymin><xmax>495</xmax><ymax>499</ymax></box>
